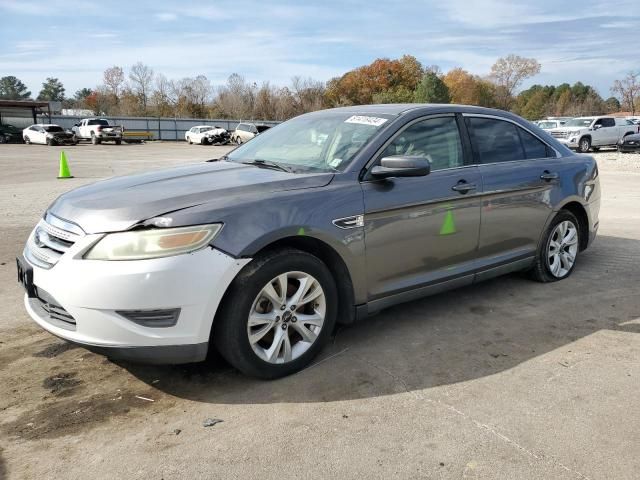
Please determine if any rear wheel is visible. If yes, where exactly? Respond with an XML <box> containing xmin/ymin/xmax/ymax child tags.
<box><xmin>213</xmin><ymin>249</ymin><xmax>337</xmax><ymax>379</ymax></box>
<box><xmin>115</xmin><ymin>139</ymin><xmax>122</xmax><ymax>145</ymax></box>
<box><xmin>578</xmin><ymin>137</ymin><xmax>591</xmax><ymax>153</ymax></box>
<box><xmin>530</xmin><ymin>210</ymin><xmax>580</xmax><ymax>283</ymax></box>
<box><xmin>91</xmin><ymin>132</ymin><xmax>100</xmax><ymax>145</ymax></box>
<box><xmin>201</xmin><ymin>137</ymin><xmax>209</xmax><ymax>145</ymax></box>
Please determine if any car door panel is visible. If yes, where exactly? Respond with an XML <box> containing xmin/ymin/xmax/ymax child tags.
<box><xmin>465</xmin><ymin>115</ymin><xmax>566</xmax><ymax>264</ymax></box>
<box><xmin>361</xmin><ymin>114</ymin><xmax>481</xmax><ymax>302</ymax></box>
<box><xmin>362</xmin><ymin>167</ymin><xmax>482</xmax><ymax>300</ymax></box>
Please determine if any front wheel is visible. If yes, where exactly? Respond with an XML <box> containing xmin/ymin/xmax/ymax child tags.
<box><xmin>578</xmin><ymin>137</ymin><xmax>591</xmax><ymax>153</ymax></box>
<box><xmin>213</xmin><ymin>249</ymin><xmax>338</xmax><ymax>379</ymax></box>
<box><xmin>24</xmin><ymin>136</ymin><xmax>31</xmax><ymax>144</ymax></box>
<box><xmin>529</xmin><ymin>211</ymin><xmax>580</xmax><ymax>283</ymax></box>
<box><xmin>115</xmin><ymin>139</ymin><xmax>122</xmax><ymax>145</ymax></box>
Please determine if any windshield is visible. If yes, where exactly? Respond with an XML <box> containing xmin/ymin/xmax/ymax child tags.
<box><xmin>44</xmin><ymin>126</ymin><xmax>64</xmax><ymax>132</ymax></box>
<box><xmin>566</xmin><ymin>118</ymin><xmax>594</xmax><ymax>127</ymax></box>
<box><xmin>226</xmin><ymin>112</ymin><xmax>392</xmax><ymax>172</ymax></box>
<box><xmin>537</xmin><ymin>121</ymin><xmax>557</xmax><ymax>129</ymax></box>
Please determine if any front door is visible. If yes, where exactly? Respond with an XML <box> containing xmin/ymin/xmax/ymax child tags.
<box><xmin>362</xmin><ymin>115</ymin><xmax>482</xmax><ymax>302</ymax></box>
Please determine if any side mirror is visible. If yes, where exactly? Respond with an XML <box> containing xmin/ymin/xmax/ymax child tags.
<box><xmin>593</xmin><ymin>124</ymin><xmax>602</xmax><ymax>130</ymax></box>
<box><xmin>371</xmin><ymin>156</ymin><xmax>431</xmax><ymax>179</ymax></box>
<box><xmin>73</xmin><ymin>123</ymin><xmax>79</xmax><ymax>127</ymax></box>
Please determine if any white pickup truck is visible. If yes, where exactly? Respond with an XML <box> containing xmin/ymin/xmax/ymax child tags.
<box><xmin>72</xmin><ymin>118</ymin><xmax>123</xmax><ymax>145</ymax></box>
<box><xmin>549</xmin><ymin>116</ymin><xmax>639</xmax><ymax>153</ymax></box>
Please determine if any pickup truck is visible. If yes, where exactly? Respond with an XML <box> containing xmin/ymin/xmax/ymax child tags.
<box><xmin>72</xmin><ymin>118</ymin><xmax>123</xmax><ymax>145</ymax></box>
<box><xmin>549</xmin><ymin>116</ymin><xmax>639</xmax><ymax>153</ymax></box>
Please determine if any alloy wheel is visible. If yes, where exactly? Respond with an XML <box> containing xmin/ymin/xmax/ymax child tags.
<box><xmin>247</xmin><ymin>271</ymin><xmax>326</xmax><ymax>364</ymax></box>
<box><xmin>547</xmin><ymin>220</ymin><xmax>578</xmax><ymax>278</ymax></box>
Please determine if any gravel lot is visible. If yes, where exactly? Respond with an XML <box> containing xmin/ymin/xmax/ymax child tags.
<box><xmin>0</xmin><ymin>142</ymin><xmax>639</xmax><ymax>479</ymax></box>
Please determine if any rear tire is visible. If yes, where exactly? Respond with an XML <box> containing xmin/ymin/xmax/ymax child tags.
<box><xmin>529</xmin><ymin>210</ymin><xmax>580</xmax><ymax>283</ymax></box>
<box><xmin>115</xmin><ymin>139</ymin><xmax>122</xmax><ymax>145</ymax></box>
<box><xmin>91</xmin><ymin>132</ymin><xmax>100</xmax><ymax>145</ymax></box>
<box><xmin>213</xmin><ymin>249</ymin><xmax>338</xmax><ymax>379</ymax></box>
<box><xmin>578</xmin><ymin>137</ymin><xmax>591</xmax><ymax>153</ymax></box>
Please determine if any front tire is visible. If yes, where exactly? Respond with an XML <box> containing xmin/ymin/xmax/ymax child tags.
<box><xmin>24</xmin><ymin>136</ymin><xmax>31</xmax><ymax>144</ymax></box>
<box><xmin>529</xmin><ymin>210</ymin><xmax>580</xmax><ymax>283</ymax></box>
<box><xmin>213</xmin><ymin>249</ymin><xmax>338</xmax><ymax>379</ymax></box>
<box><xmin>115</xmin><ymin>139</ymin><xmax>122</xmax><ymax>145</ymax></box>
<box><xmin>578</xmin><ymin>137</ymin><xmax>591</xmax><ymax>153</ymax></box>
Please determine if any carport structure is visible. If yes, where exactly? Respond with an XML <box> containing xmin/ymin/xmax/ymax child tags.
<box><xmin>0</xmin><ymin>100</ymin><xmax>51</xmax><ymax>128</ymax></box>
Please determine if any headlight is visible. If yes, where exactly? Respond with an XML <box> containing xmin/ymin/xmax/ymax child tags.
<box><xmin>84</xmin><ymin>224</ymin><xmax>222</xmax><ymax>260</ymax></box>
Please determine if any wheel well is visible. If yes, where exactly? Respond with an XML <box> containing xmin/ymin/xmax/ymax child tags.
<box><xmin>252</xmin><ymin>236</ymin><xmax>357</xmax><ymax>325</ymax></box>
<box><xmin>579</xmin><ymin>134</ymin><xmax>591</xmax><ymax>142</ymax></box>
<box><xmin>561</xmin><ymin>202</ymin><xmax>589</xmax><ymax>251</ymax></box>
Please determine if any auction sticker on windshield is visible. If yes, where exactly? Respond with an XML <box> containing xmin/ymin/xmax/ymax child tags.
<box><xmin>344</xmin><ymin>115</ymin><xmax>388</xmax><ymax>127</ymax></box>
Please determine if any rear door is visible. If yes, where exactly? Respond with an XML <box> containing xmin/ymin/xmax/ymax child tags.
<box><xmin>362</xmin><ymin>114</ymin><xmax>482</xmax><ymax>302</ymax></box>
<box><xmin>465</xmin><ymin>115</ymin><xmax>563</xmax><ymax>270</ymax></box>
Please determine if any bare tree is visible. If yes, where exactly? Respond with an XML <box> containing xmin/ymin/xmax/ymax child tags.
<box><xmin>103</xmin><ymin>66</ymin><xmax>125</xmax><ymax>98</ymax></box>
<box><xmin>490</xmin><ymin>54</ymin><xmax>541</xmax><ymax>109</ymax></box>
<box><xmin>611</xmin><ymin>72</ymin><xmax>640</xmax><ymax>115</ymax></box>
<box><xmin>129</xmin><ymin>62</ymin><xmax>154</xmax><ymax>113</ymax></box>
<box><xmin>290</xmin><ymin>76</ymin><xmax>325</xmax><ymax>114</ymax></box>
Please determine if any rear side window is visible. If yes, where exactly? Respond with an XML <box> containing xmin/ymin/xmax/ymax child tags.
<box><xmin>467</xmin><ymin>117</ymin><xmax>524</xmax><ymax>163</ymax></box>
<box><xmin>518</xmin><ymin>128</ymin><xmax>551</xmax><ymax>159</ymax></box>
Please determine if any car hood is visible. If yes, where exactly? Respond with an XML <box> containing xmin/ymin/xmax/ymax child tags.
<box><xmin>48</xmin><ymin>160</ymin><xmax>334</xmax><ymax>234</ymax></box>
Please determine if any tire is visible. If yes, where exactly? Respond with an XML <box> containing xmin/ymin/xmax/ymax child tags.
<box><xmin>187</xmin><ymin>136</ymin><xmax>192</xmax><ymax>144</ymax></box>
<box><xmin>46</xmin><ymin>138</ymin><xmax>54</xmax><ymax>146</ymax></box>
<box><xmin>236</xmin><ymin>136</ymin><xmax>243</xmax><ymax>145</ymax></box>
<box><xmin>0</xmin><ymin>136</ymin><xmax>5</xmax><ymax>144</ymax></box>
<box><xmin>529</xmin><ymin>210</ymin><xmax>580</xmax><ymax>283</ymax></box>
<box><xmin>578</xmin><ymin>137</ymin><xmax>591</xmax><ymax>153</ymax></box>
<box><xmin>115</xmin><ymin>139</ymin><xmax>122</xmax><ymax>145</ymax></box>
<box><xmin>91</xmin><ymin>132</ymin><xmax>100</xmax><ymax>145</ymax></box>
<box><xmin>213</xmin><ymin>248</ymin><xmax>338</xmax><ymax>379</ymax></box>
<box><xmin>201</xmin><ymin>137</ymin><xmax>209</xmax><ymax>145</ymax></box>
<box><xmin>24</xmin><ymin>136</ymin><xmax>31</xmax><ymax>145</ymax></box>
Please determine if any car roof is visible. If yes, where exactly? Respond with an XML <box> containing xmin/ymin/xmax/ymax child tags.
<box><xmin>29</xmin><ymin>124</ymin><xmax>60</xmax><ymax>127</ymax></box>
<box><xmin>314</xmin><ymin>103</ymin><xmax>530</xmax><ymax>118</ymax></box>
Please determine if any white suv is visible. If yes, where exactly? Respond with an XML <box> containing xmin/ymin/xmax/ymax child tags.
<box><xmin>549</xmin><ymin>116</ymin><xmax>638</xmax><ymax>152</ymax></box>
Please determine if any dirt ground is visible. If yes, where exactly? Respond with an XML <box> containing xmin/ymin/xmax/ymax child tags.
<box><xmin>0</xmin><ymin>142</ymin><xmax>639</xmax><ymax>479</ymax></box>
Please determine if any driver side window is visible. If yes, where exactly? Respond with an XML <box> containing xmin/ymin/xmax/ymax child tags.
<box><xmin>381</xmin><ymin>116</ymin><xmax>464</xmax><ymax>171</ymax></box>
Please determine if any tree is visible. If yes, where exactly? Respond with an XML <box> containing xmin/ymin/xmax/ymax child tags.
<box><xmin>489</xmin><ymin>54</ymin><xmax>541</xmax><ymax>109</ymax></box>
<box><xmin>74</xmin><ymin>88</ymin><xmax>93</xmax><ymax>101</ymax></box>
<box><xmin>611</xmin><ymin>72</ymin><xmax>640</xmax><ymax>115</ymax></box>
<box><xmin>324</xmin><ymin>55</ymin><xmax>424</xmax><ymax>106</ymax></box>
<box><xmin>37</xmin><ymin>77</ymin><xmax>65</xmax><ymax>101</ymax></box>
<box><xmin>0</xmin><ymin>76</ymin><xmax>31</xmax><ymax>100</ymax></box>
<box><xmin>129</xmin><ymin>62</ymin><xmax>154</xmax><ymax>113</ymax></box>
<box><xmin>103</xmin><ymin>66</ymin><xmax>125</xmax><ymax>97</ymax></box>
<box><xmin>443</xmin><ymin>68</ymin><xmax>496</xmax><ymax>107</ymax></box>
<box><xmin>604</xmin><ymin>96</ymin><xmax>621</xmax><ymax>113</ymax></box>
<box><xmin>414</xmin><ymin>72</ymin><xmax>450</xmax><ymax>103</ymax></box>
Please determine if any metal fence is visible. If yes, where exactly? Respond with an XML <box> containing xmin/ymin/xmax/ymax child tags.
<box><xmin>19</xmin><ymin>115</ymin><xmax>282</xmax><ymax>141</ymax></box>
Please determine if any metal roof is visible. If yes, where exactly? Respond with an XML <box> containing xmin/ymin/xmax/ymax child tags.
<box><xmin>0</xmin><ymin>100</ymin><xmax>50</xmax><ymax>109</ymax></box>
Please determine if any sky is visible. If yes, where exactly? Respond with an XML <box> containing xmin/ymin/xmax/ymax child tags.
<box><xmin>0</xmin><ymin>0</ymin><xmax>639</xmax><ymax>98</ymax></box>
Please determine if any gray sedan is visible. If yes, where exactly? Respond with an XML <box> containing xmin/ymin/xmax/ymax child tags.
<box><xmin>19</xmin><ymin>104</ymin><xmax>600</xmax><ymax>379</ymax></box>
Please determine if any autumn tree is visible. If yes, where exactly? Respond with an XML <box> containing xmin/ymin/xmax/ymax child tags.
<box><xmin>604</xmin><ymin>96</ymin><xmax>621</xmax><ymax>113</ymax></box>
<box><xmin>129</xmin><ymin>62</ymin><xmax>154</xmax><ymax>113</ymax></box>
<box><xmin>489</xmin><ymin>54</ymin><xmax>541</xmax><ymax>109</ymax></box>
<box><xmin>611</xmin><ymin>72</ymin><xmax>640</xmax><ymax>115</ymax></box>
<box><xmin>414</xmin><ymin>72</ymin><xmax>450</xmax><ymax>103</ymax></box>
<box><xmin>0</xmin><ymin>76</ymin><xmax>31</xmax><ymax>100</ymax></box>
<box><xmin>324</xmin><ymin>55</ymin><xmax>424</xmax><ymax>106</ymax></box>
<box><xmin>37</xmin><ymin>77</ymin><xmax>65</xmax><ymax>101</ymax></box>
<box><xmin>443</xmin><ymin>68</ymin><xmax>496</xmax><ymax>107</ymax></box>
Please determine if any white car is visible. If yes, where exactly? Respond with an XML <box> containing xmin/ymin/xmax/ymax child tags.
<box><xmin>23</xmin><ymin>124</ymin><xmax>77</xmax><ymax>146</ymax></box>
<box><xmin>232</xmin><ymin>123</ymin><xmax>271</xmax><ymax>144</ymax></box>
<box><xmin>185</xmin><ymin>125</ymin><xmax>216</xmax><ymax>145</ymax></box>
<box><xmin>549</xmin><ymin>116</ymin><xmax>639</xmax><ymax>152</ymax></box>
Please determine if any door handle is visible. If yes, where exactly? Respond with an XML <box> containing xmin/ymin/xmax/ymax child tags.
<box><xmin>451</xmin><ymin>181</ymin><xmax>477</xmax><ymax>193</ymax></box>
<box><xmin>540</xmin><ymin>171</ymin><xmax>559</xmax><ymax>181</ymax></box>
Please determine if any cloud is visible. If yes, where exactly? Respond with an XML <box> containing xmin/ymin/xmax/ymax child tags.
<box><xmin>154</xmin><ymin>12</ymin><xmax>178</xmax><ymax>21</ymax></box>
